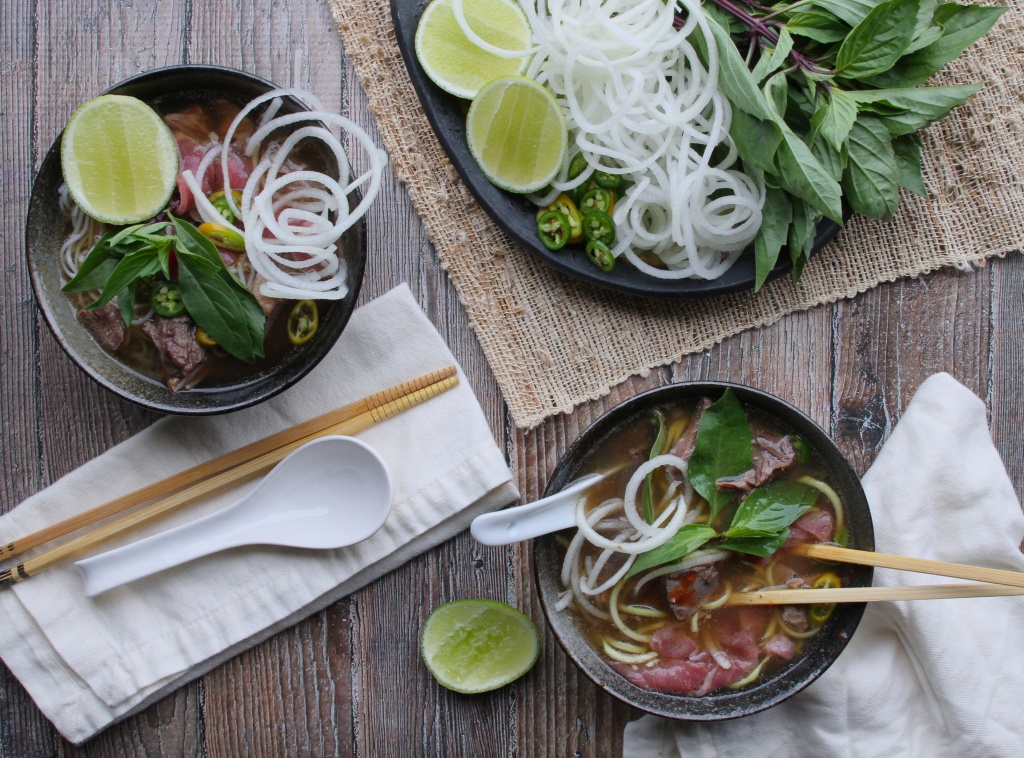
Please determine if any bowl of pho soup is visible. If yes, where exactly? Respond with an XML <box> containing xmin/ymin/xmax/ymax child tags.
<box><xmin>25</xmin><ymin>65</ymin><xmax>367</xmax><ymax>414</ymax></box>
<box><xmin>535</xmin><ymin>382</ymin><xmax>874</xmax><ymax>720</ymax></box>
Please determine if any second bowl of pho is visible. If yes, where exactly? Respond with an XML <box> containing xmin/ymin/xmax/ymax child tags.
<box><xmin>25</xmin><ymin>65</ymin><xmax>378</xmax><ymax>414</ymax></box>
<box><xmin>534</xmin><ymin>382</ymin><xmax>874</xmax><ymax>720</ymax></box>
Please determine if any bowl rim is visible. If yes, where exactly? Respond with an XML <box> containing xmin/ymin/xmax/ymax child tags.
<box><xmin>24</xmin><ymin>63</ymin><xmax>365</xmax><ymax>416</ymax></box>
<box><xmin>533</xmin><ymin>381</ymin><xmax>875</xmax><ymax>721</ymax></box>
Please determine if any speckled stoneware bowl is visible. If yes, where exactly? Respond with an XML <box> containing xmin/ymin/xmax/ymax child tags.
<box><xmin>25</xmin><ymin>65</ymin><xmax>365</xmax><ymax>415</ymax></box>
<box><xmin>535</xmin><ymin>382</ymin><xmax>875</xmax><ymax>720</ymax></box>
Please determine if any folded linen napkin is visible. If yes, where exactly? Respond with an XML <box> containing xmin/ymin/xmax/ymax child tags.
<box><xmin>624</xmin><ymin>373</ymin><xmax>1024</xmax><ymax>757</ymax></box>
<box><xmin>0</xmin><ymin>283</ymin><xmax>518</xmax><ymax>745</ymax></box>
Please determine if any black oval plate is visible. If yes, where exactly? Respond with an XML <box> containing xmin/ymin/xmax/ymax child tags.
<box><xmin>391</xmin><ymin>0</ymin><xmax>841</xmax><ymax>299</ymax></box>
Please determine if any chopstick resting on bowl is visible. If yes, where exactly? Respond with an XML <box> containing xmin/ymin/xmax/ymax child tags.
<box><xmin>728</xmin><ymin>542</ymin><xmax>1024</xmax><ymax>605</ymax></box>
<box><xmin>0</xmin><ymin>367</ymin><xmax>459</xmax><ymax>588</ymax></box>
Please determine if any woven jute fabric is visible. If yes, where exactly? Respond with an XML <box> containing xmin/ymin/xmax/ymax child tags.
<box><xmin>328</xmin><ymin>0</ymin><xmax>1024</xmax><ymax>429</ymax></box>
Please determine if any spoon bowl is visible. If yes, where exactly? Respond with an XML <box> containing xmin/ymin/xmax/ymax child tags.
<box><xmin>75</xmin><ymin>436</ymin><xmax>393</xmax><ymax>597</ymax></box>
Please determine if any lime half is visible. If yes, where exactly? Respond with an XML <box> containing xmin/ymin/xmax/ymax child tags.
<box><xmin>415</xmin><ymin>0</ymin><xmax>532</xmax><ymax>99</ymax></box>
<box><xmin>467</xmin><ymin>76</ymin><xmax>567</xmax><ymax>193</ymax></box>
<box><xmin>421</xmin><ymin>599</ymin><xmax>539</xmax><ymax>693</ymax></box>
<box><xmin>61</xmin><ymin>94</ymin><xmax>179</xmax><ymax>224</ymax></box>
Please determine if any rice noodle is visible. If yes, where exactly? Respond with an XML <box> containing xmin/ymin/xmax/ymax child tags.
<box><xmin>502</xmin><ymin>0</ymin><xmax>763</xmax><ymax>279</ymax></box>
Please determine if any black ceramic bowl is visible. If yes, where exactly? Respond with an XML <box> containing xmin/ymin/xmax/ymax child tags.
<box><xmin>535</xmin><ymin>382</ymin><xmax>874</xmax><ymax>720</ymax></box>
<box><xmin>25</xmin><ymin>65</ymin><xmax>365</xmax><ymax>415</ymax></box>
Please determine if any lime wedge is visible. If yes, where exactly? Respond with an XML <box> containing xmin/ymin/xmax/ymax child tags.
<box><xmin>420</xmin><ymin>599</ymin><xmax>539</xmax><ymax>693</ymax></box>
<box><xmin>415</xmin><ymin>0</ymin><xmax>531</xmax><ymax>100</ymax></box>
<box><xmin>61</xmin><ymin>95</ymin><xmax>179</xmax><ymax>225</ymax></box>
<box><xmin>467</xmin><ymin>76</ymin><xmax>567</xmax><ymax>193</ymax></box>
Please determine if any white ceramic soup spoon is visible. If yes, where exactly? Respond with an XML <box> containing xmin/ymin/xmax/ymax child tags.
<box><xmin>470</xmin><ymin>473</ymin><xmax>605</xmax><ymax>546</ymax></box>
<box><xmin>75</xmin><ymin>436</ymin><xmax>393</xmax><ymax>598</ymax></box>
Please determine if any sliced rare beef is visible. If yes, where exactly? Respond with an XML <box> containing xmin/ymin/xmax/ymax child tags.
<box><xmin>141</xmin><ymin>316</ymin><xmax>206</xmax><ymax>390</ymax></box>
<box><xmin>250</xmin><ymin>274</ymin><xmax>283</xmax><ymax>317</ymax></box>
<box><xmin>77</xmin><ymin>303</ymin><xmax>125</xmax><ymax>352</ymax></box>
<box><xmin>665</xmin><ymin>563</ymin><xmax>720</xmax><ymax>621</ymax></box>
<box><xmin>668</xmin><ymin>397</ymin><xmax>713</xmax><ymax>461</ymax></box>
<box><xmin>716</xmin><ymin>433</ymin><xmax>797</xmax><ymax>493</ymax></box>
<box><xmin>782</xmin><ymin>509</ymin><xmax>836</xmax><ymax>548</ymax></box>
<box><xmin>780</xmin><ymin>605</ymin><xmax>810</xmax><ymax>632</ymax></box>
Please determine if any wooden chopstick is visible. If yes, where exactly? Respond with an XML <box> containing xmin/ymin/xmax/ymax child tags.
<box><xmin>728</xmin><ymin>583</ymin><xmax>1024</xmax><ymax>605</ymax></box>
<box><xmin>790</xmin><ymin>543</ymin><xmax>1024</xmax><ymax>590</ymax></box>
<box><xmin>0</xmin><ymin>372</ymin><xmax>459</xmax><ymax>588</ymax></box>
<box><xmin>0</xmin><ymin>366</ymin><xmax>456</xmax><ymax>563</ymax></box>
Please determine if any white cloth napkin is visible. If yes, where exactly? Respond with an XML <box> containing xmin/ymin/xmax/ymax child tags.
<box><xmin>0</xmin><ymin>283</ymin><xmax>518</xmax><ymax>745</ymax></box>
<box><xmin>624</xmin><ymin>373</ymin><xmax>1024</xmax><ymax>757</ymax></box>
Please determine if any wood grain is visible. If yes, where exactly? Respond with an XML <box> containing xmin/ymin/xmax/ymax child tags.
<box><xmin>1</xmin><ymin>1</ymin><xmax>1021</xmax><ymax>756</ymax></box>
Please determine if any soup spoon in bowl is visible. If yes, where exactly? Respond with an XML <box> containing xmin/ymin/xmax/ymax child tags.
<box><xmin>75</xmin><ymin>436</ymin><xmax>393</xmax><ymax>597</ymax></box>
<box><xmin>470</xmin><ymin>473</ymin><xmax>605</xmax><ymax>546</ymax></box>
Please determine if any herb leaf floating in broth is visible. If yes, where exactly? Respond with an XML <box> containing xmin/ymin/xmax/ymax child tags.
<box><xmin>171</xmin><ymin>216</ymin><xmax>266</xmax><ymax>363</ymax></box>
<box><xmin>688</xmin><ymin>389</ymin><xmax>752</xmax><ymax>521</ymax></box>
<box><xmin>722</xmin><ymin>480</ymin><xmax>816</xmax><ymax>539</ymax></box>
<box><xmin>625</xmin><ymin>524</ymin><xmax>718</xmax><ymax>580</ymax></box>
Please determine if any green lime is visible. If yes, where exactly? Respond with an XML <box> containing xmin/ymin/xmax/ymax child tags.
<box><xmin>415</xmin><ymin>0</ymin><xmax>531</xmax><ymax>100</ymax></box>
<box><xmin>420</xmin><ymin>599</ymin><xmax>539</xmax><ymax>693</ymax></box>
<box><xmin>467</xmin><ymin>76</ymin><xmax>567</xmax><ymax>193</ymax></box>
<box><xmin>61</xmin><ymin>95</ymin><xmax>179</xmax><ymax>224</ymax></box>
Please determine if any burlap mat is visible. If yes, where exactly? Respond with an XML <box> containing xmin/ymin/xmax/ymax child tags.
<box><xmin>328</xmin><ymin>0</ymin><xmax>1024</xmax><ymax>429</ymax></box>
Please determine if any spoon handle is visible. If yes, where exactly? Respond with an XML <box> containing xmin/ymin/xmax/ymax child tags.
<box><xmin>470</xmin><ymin>474</ymin><xmax>602</xmax><ymax>546</ymax></box>
<box><xmin>74</xmin><ymin>506</ymin><xmax>245</xmax><ymax>597</ymax></box>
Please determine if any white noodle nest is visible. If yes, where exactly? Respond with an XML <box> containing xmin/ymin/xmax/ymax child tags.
<box><xmin>503</xmin><ymin>0</ymin><xmax>763</xmax><ymax>280</ymax></box>
<box><xmin>181</xmin><ymin>88</ymin><xmax>388</xmax><ymax>300</ymax></box>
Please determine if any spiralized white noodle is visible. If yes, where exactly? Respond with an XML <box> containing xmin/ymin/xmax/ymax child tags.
<box><xmin>220</xmin><ymin>88</ymin><xmax>389</xmax><ymax>300</ymax></box>
<box><xmin>58</xmin><ymin>183</ymin><xmax>106</xmax><ymax>281</ymax></box>
<box><xmin>465</xmin><ymin>0</ymin><xmax>763</xmax><ymax>280</ymax></box>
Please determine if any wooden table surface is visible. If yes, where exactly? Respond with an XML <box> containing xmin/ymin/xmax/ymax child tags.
<box><xmin>2</xmin><ymin>0</ymin><xmax>1022</xmax><ymax>755</ymax></box>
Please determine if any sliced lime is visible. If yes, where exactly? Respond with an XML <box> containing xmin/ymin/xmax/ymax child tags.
<box><xmin>415</xmin><ymin>0</ymin><xmax>531</xmax><ymax>100</ymax></box>
<box><xmin>61</xmin><ymin>95</ymin><xmax>179</xmax><ymax>225</ymax></box>
<box><xmin>420</xmin><ymin>599</ymin><xmax>539</xmax><ymax>693</ymax></box>
<box><xmin>467</xmin><ymin>76</ymin><xmax>567</xmax><ymax>193</ymax></box>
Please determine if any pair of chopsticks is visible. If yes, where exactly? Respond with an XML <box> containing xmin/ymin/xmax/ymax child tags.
<box><xmin>0</xmin><ymin>366</ymin><xmax>459</xmax><ymax>589</ymax></box>
<box><xmin>728</xmin><ymin>542</ymin><xmax>1024</xmax><ymax>605</ymax></box>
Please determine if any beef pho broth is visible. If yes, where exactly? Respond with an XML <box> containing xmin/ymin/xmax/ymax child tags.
<box><xmin>557</xmin><ymin>393</ymin><xmax>852</xmax><ymax>697</ymax></box>
<box><xmin>59</xmin><ymin>93</ymin><xmax>348</xmax><ymax>392</ymax></box>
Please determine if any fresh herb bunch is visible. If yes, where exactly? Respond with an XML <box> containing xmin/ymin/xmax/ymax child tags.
<box><xmin>686</xmin><ymin>0</ymin><xmax>1006</xmax><ymax>289</ymax></box>
<box><xmin>627</xmin><ymin>389</ymin><xmax>825</xmax><ymax>578</ymax></box>
<box><xmin>63</xmin><ymin>217</ymin><xmax>266</xmax><ymax>362</ymax></box>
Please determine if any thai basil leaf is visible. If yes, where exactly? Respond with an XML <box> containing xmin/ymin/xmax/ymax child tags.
<box><xmin>754</xmin><ymin>187</ymin><xmax>793</xmax><ymax>292</ymax></box>
<box><xmin>835</xmin><ymin>0</ymin><xmax>919</xmax><ymax>80</ymax></box>
<box><xmin>697</xmin><ymin>16</ymin><xmax>777</xmax><ymax>121</ymax></box>
<box><xmin>718</xmin><ymin>531</ymin><xmax>790</xmax><ymax>557</ymax></box>
<box><xmin>786</xmin><ymin>13</ymin><xmax>849</xmax><ymax>44</ymax></box>
<box><xmin>116</xmin><ymin>279</ymin><xmax>137</xmax><ymax>328</ymax></box>
<box><xmin>789</xmin><ymin>200</ymin><xmax>819</xmax><ymax>281</ymax></box>
<box><xmin>763</xmin><ymin>71</ymin><xmax>789</xmax><ymax>117</ymax></box>
<box><xmin>850</xmin><ymin>84</ymin><xmax>980</xmax><ymax>135</ymax></box>
<box><xmin>809</xmin><ymin>0</ymin><xmax>881</xmax><ymax>28</ymax></box>
<box><xmin>811</xmin><ymin>136</ymin><xmax>846</xmax><ymax>183</ymax></box>
<box><xmin>892</xmin><ymin>133</ymin><xmax>928</xmax><ymax>196</ymax></box>
<box><xmin>867</xmin><ymin>5</ymin><xmax>1006</xmax><ymax>87</ymax></box>
<box><xmin>752</xmin><ymin>29</ymin><xmax>795</xmax><ymax>83</ymax></box>
<box><xmin>774</xmin><ymin>123</ymin><xmax>844</xmax><ymax>223</ymax></box>
<box><xmin>730</xmin><ymin>109</ymin><xmax>782</xmax><ymax>174</ymax></box>
<box><xmin>811</xmin><ymin>88</ymin><xmax>858</xmax><ymax>152</ymax></box>
<box><xmin>843</xmin><ymin>118</ymin><xmax>900</xmax><ymax>219</ymax></box>
<box><xmin>910</xmin><ymin>0</ymin><xmax>941</xmax><ymax>40</ymax></box>
<box><xmin>642</xmin><ymin>410</ymin><xmax>667</xmax><ymax>525</ymax></box>
<box><xmin>625</xmin><ymin>525</ymin><xmax>718</xmax><ymax>579</ymax></box>
<box><xmin>905</xmin><ymin>26</ymin><xmax>944</xmax><ymax>55</ymax></box>
<box><xmin>723</xmin><ymin>481</ymin><xmax>817</xmax><ymax>539</ymax></box>
<box><xmin>688</xmin><ymin>389</ymin><xmax>753</xmax><ymax>522</ymax></box>
<box><xmin>171</xmin><ymin>217</ymin><xmax>265</xmax><ymax>363</ymax></box>
<box><xmin>86</xmin><ymin>247</ymin><xmax>162</xmax><ymax>310</ymax></box>
<box><xmin>61</xmin><ymin>231</ymin><xmax>118</xmax><ymax>292</ymax></box>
